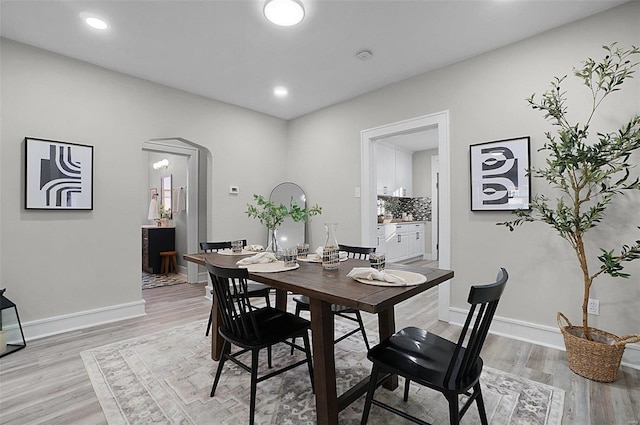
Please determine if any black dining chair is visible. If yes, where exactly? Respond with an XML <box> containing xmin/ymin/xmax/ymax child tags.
<box><xmin>200</xmin><ymin>241</ymin><xmax>272</xmax><ymax>337</ymax></box>
<box><xmin>205</xmin><ymin>262</ymin><xmax>314</xmax><ymax>425</ymax></box>
<box><xmin>360</xmin><ymin>268</ymin><xmax>508</xmax><ymax>425</ymax></box>
<box><xmin>291</xmin><ymin>244</ymin><xmax>376</xmax><ymax>353</ymax></box>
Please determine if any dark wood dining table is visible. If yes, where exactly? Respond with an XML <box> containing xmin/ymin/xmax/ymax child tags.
<box><xmin>183</xmin><ymin>251</ymin><xmax>453</xmax><ymax>425</ymax></box>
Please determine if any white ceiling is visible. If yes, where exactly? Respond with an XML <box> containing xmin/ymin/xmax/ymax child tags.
<box><xmin>0</xmin><ymin>0</ymin><xmax>627</xmax><ymax>120</ymax></box>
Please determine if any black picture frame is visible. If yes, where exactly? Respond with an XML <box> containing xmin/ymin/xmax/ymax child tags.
<box><xmin>470</xmin><ymin>136</ymin><xmax>530</xmax><ymax>211</ymax></box>
<box><xmin>24</xmin><ymin>137</ymin><xmax>94</xmax><ymax>210</ymax></box>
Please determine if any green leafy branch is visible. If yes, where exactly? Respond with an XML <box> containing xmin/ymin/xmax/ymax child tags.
<box><xmin>246</xmin><ymin>194</ymin><xmax>322</xmax><ymax>230</ymax></box>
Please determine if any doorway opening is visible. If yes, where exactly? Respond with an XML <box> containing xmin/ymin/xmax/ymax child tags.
<box><xmin>360</xmin><ymin>111</ymin><xmax>451</xmax><ymax>321</ymax></box>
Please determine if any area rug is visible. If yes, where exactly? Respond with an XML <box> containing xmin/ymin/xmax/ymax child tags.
<box><xmin>81</xmin><ymin>320</ymin><xmax>564</xmax><ymax>425</ymax></box>
<box><xmin>141</xmin><ymin>271</ymin><xmax>186</xmax><ymax>289</ymax></box>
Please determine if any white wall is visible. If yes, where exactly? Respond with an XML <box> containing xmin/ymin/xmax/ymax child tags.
<box><xmin>287</xmin><ymin>3</ymin><xmax>640</xmax><ymax>366</ymax></box>
<box><xmin>0</xmin><ymin>38</ymin><xmax>288</xmax><ymax>338</ymax></box>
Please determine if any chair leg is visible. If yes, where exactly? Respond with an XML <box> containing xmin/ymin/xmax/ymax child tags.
<box><xmin>264</xmin><ymin>292</ymin><xmax>271</xmax><ymax>307</ymax></box>
<box><xmin>302</xmin><ymin>331</ymin><xmax>315</xmax><ymax>393</ymax></box>
<box><xmin>205</xmin><ymin>310</ymin><xmax>213</xmax><ymax>336</ymax></box>
<box><xmin>447</xmin><ymin>393</ymin><xmax>461</xmax><ymax>425</ymax></box>
<box><xmin>354</xmin><ymin>310</ymin><xmax>370</xmax><ymax>351</ymax></box>
<box><xmin>249</xmin><ymin>349</ymin><xmax>260</xmax><ymax>425</ymax></box>
<box><xmin>267</xmin><ymin>345</ymin><xmax>272</xmax><ymax>369</ymax></box>
<box><xmin>360</xmin><ymin>364</ymin><xmax>380</xmax><ymax>425</ymax></box>
<box><xmin>210</xmin><ymin>340</ymin><xmax>229</xmax><ymax>397</ymax></box>
<box><xmin>206</xmin><ymin>290</ymin><xmax>214</xmax><ymax>336</ymax></box>
<box><xmin>290</xmin><ymin>302</ymin><xmax>303</xmax><ymax>355</ymax></box>
<box><xmin>403</xmin><ymin>378</ymin><xmax>411</xmax><ymax>402</ymax></box>
<box><xmin>474</xmin><ymin>383</ymin><xmax>489</xmax><ymax>425</ymax></box>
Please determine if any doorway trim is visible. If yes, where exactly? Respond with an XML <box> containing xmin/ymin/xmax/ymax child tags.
<box><xmin>431</xmin><ymin>155</ymin><xmax>439</xmax><ymax>261</ymax></box>
<box><xmin>360</xmin><ymin>111</ymin><xmax>451</xmax><ymax>321</ymax></box>
<box><xmin>143</xmin><ymin>138</ymin><xmax>200</xmax><ymax>284</ymax></box>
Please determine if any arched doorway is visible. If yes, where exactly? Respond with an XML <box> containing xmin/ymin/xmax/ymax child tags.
<box><xmin>142</xmin><ymin>138</ymin><xmax>208</xmax><ymax>284</ymax></box>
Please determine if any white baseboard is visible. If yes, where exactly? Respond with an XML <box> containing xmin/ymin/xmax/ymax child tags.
<box><xmin>449</xmin><ymin>307</ymin><xmax>640</xmax><ymax>371</ymax></box>
<box><xmin>21</xmin><ymin>300</ymin><xmax>146</xmax><ymax>341</ymax></box>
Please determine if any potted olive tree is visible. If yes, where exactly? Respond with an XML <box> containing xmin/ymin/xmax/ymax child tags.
<box><xmin>500</xmin><ymin>43</ymin><xmax>640</xmax><ymax>382</ymax></box>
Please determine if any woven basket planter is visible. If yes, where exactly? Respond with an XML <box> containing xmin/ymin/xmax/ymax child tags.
<box><xmin>557</xmin><ymin>312</ymin><xmax>640</xmax><ymax>382</ymax></box>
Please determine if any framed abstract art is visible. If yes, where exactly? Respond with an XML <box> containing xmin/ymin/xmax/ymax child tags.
<box><xmin>25</xmin><ymin>137</ymin><xmax>94</xmax><ymax>210</ymax></box>
<box><xmin>470</xmin><ymin>136</ymin><xmax>530</xmax><ymax>211</ymax></box>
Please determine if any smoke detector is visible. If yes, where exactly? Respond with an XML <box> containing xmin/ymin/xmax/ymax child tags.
<box><xmin>355</xmin><ymin>50</ymin><xmax>373</xmax><ymax>61</ymax></box>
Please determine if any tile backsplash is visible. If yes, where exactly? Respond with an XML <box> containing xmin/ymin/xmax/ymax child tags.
<box><xmin>377</xmin><ymin>196</ymin><xmax>432</xmax><ymax>221</ymax></box>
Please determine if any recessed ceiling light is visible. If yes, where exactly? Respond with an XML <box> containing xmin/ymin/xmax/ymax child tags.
<box><xmin>264</xmin><ymin>0</ymin><xmax>305</xmax><ymax>27</ymax></box>
<box><xmin>80</xmin><ymin>13</ymin><xmax>109</xmax><ymax>30</ymax></box>
<box><xmin>274</xmin><ymin>86</ymin><xmax>289</xmax><ymax>97</ymax></box>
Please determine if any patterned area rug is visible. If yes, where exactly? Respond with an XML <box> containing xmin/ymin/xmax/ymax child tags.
<box><xmin>141</xmin><ymin>271</ymin><xmax>186</xmax><ymax>289</ymax></box>
<box><xmin>81</xmin><ymin>320</ymin><xmax>564</xmax><ymax>425</ymax></box>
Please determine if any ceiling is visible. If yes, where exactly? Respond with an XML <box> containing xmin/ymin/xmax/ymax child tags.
<box><xmin>0</xmin><ymin>0</ymin><xmax>626</xmax><ymax>120</ymax></box>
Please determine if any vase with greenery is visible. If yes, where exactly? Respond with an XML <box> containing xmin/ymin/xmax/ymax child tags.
<box><xmin>499</xmin><ymin>43</ymin><xmax>640</xmax><ymax>380</ymax></box>
<box><xmin>246</xmin><ymin>194</ymin><xmax>322</xmax><ymax>256</ymax></box>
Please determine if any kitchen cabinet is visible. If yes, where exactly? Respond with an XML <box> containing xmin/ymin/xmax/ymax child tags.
<box><xmin>394</xmin><ymin>149</ymin><xmax>413</xmax><ymax>197</ymax></box>
<box><xmin>378</xmin><ymin>222</ymin><xmax>425</xmax><ymax>262</ymax></box>
<box><xmin>375</xmin><ymin>143</ymin><xmax>413</xmax><ymax>197</ymax></box>
<box><xmin>407</xmin><ymin>223</ymin><xmax>425</xmax><ymax>258</ymax></box>
<box><xmin>386</xmin><ymin>224</ymin><xmax>409</xmax><ymax>260</ymax></box>
<box><xmin>376</xmin><ymin>143</ymin><xmax>396</xmax><ymax>195</ymax></box>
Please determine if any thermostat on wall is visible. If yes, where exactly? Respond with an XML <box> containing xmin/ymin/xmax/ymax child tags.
<box><xmin>229</xmin><ymin>186</ymin><xmax>239</xmax><ymax>195</ymax></box>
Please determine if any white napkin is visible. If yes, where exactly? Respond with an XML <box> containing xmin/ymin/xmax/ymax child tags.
<box><xmin>236</xmin><ymin>252</ymin><xmax>277</xmax><ymax>265</ymax></box>
<box><xmin>347</xmin><ymin>267</ymin><xmax>406</xmax><ymax>284</ymax></box>
<box><xmin>315</xmin><ymin>246</ymin><xmax>348</xmax><ymax>260</ymax></box>
<box><xmin>246</xmin><ymin>244</ymin><xmax>264</xmax><ymax>252</ymax></box>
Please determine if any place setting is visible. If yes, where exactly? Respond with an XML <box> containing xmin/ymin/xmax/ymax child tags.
<box><xmin>235</xmin><ymin>249</ymin><xmax>300</xmax><ymax>273</ymax></box>
<box><xmin>217</xmin><ymin>240</ymin><xmax>266</xmax><ymax>256</ymax></box>
<box><xmin>296</xmin><ymin>244</ymin><xmax>349</xmax><ymax>263</ymax></box>
<box><xmin>346</xmin><ymin>253</ymin><xmax>427</xmax><ymax>287</ymax></box>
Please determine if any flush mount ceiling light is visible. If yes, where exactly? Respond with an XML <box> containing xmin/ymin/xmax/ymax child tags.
<box><xmin>80</xmin><ymin>12</ymin><xmax>109</xmax><ymax>30</ymax></box>
<box><xmin>273</xmin><ymin>86</ymin><xmax>289</xmax><ymax>97</ymax></box>
<box><xmin>264</xmin><ymin>0</ymin><xmax>305</xmax><ymax>26</ymax></box>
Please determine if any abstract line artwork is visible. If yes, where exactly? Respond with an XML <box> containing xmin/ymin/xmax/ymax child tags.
<box><xmin>470</xmin><ymin>137</ymin><xmax>530</xmax><ymax>211</ymax></box>
<box><xmin>25</xmin><ymin>137</ymin><xmax>94</xmax><ymax>210</ymax></box>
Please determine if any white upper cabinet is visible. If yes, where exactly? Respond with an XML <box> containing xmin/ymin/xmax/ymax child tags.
<box><xmin>394</xmin><ymin>148</ymin><xmax>413</xmax><ymax>197</ymax></box>
<box><xmin>375</xmin><ymin>142</ymin><xmax>413</xmax><ymax>197</ymax></box>
<box><xmin>376</xmin><ymin>143</ymin><xmax>395</xmax><ymax>195</ymax></box>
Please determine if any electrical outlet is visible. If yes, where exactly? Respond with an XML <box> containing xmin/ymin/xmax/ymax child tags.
<box><xmin>587</xmin><ymin>298</ymin><xmax>600</xmax><ymax>315</ymax></box>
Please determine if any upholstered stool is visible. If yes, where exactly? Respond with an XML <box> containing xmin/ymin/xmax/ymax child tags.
<box><xmin>159</xmin><ymin>251</ymin><xmax>178</xmax><ymax>274</ymax></box>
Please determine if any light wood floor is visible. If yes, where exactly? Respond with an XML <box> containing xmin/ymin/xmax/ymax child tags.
<box><xmin>0</xmin><ymin>278</ymin><xmax>638</xmax><ymax>425</ymax></box>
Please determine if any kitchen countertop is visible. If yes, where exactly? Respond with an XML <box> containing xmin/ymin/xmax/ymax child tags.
<box><xmin>377</xmin><ymin>219</ymin><xmax>425</xmax><ymax>224</ymax></box>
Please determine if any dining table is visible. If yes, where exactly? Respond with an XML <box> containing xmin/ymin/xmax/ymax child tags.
<box><xmin>183</xmin><ymin>250</ymin><xmax>454</xmax><ymax>425</ymax></box>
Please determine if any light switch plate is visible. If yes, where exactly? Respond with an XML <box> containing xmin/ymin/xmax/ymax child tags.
<box><xmin>355</xmin><ymin>187</ymin><xmax>361</xmax><ymax>198</ymax></box>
